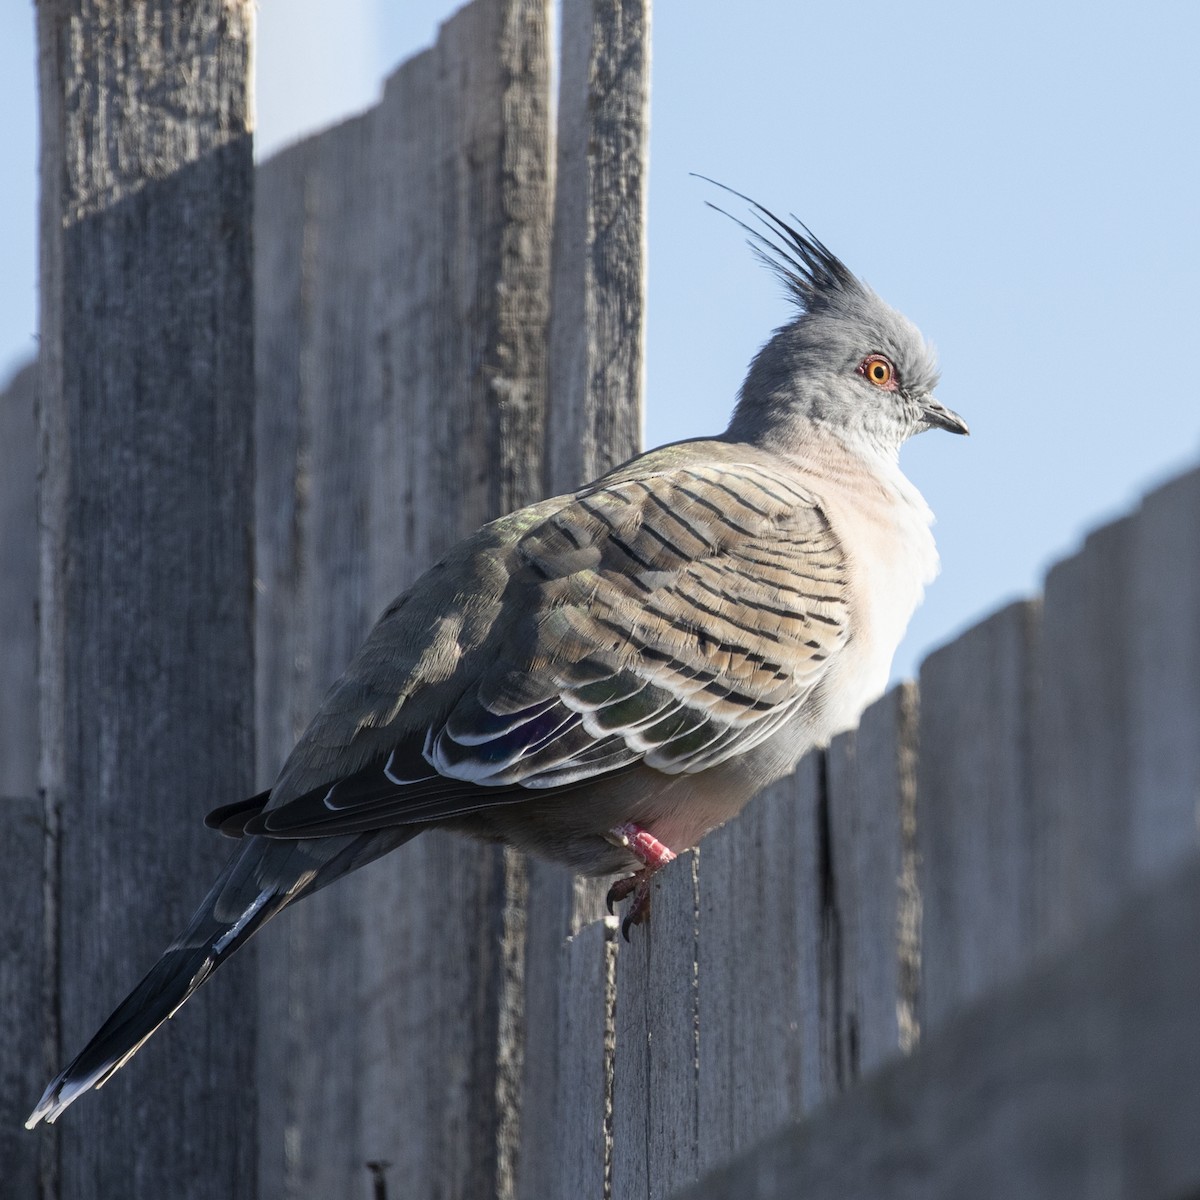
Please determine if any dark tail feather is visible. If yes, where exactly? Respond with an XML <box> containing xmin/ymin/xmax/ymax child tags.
<box><xmin>26</xmin><ymin>826</ymin><xmax>418</xmax><ymax>1127</ymax></box>
<box><xmin>204</xmin><ymin>788</ymin><xmax>272</xmax><ymax>838</ymax></box>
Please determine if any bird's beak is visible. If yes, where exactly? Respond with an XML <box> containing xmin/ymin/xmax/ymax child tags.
<box><xmin>920</xmin><ymin>396</ymin><xmax>969</xmax><ymax>436</ymax></box>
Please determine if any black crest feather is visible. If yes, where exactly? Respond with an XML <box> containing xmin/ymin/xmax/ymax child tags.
<box><xmin>694</xmin><ymin>175</ymin><xmax>863</xmax><ymax>313</ymax></box>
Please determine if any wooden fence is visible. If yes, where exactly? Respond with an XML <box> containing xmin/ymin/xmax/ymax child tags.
<box><xmin>3</xmin><ymin>1</ymin><xmax>1199</xmax><ymax>1197</ymax></box>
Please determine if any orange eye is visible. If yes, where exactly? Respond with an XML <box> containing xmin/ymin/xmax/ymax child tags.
<box><xmin>858</xmin><ymin>355</ymin><xmax>896</xmax><ymax>389</ymax></box>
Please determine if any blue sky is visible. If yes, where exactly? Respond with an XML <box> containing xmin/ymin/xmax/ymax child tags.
<box><xmin>3</xmin><ymin>1</ymin><xmax>1197</xmax><ymax>681</ymax></box>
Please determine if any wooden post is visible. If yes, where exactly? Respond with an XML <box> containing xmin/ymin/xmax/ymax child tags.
<box><xmin>35</xmin><ymin>3</ymin><xmax>256</xmax><ymax>1196</ymax></box>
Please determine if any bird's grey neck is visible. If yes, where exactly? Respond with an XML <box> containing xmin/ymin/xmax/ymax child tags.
<box><xmin>725</xmin><ymin>385</ymin><xmax>899</xmax><ymax>465</ymax></box>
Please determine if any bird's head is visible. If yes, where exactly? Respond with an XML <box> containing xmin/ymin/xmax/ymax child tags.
<box><xmin>716</xmin><ymin>189</ymin><xmax>968</xmax><ymax>458</ymax></box>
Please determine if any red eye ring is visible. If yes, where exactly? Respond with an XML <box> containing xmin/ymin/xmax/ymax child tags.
<box><xmin>857</xmin><ymin>355</ymin><xmax>897</xmax><ymax>390</ymax></box>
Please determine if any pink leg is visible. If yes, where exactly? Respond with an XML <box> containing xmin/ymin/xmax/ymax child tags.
<box><xmin>606</xmin><ymin>822</ymin><xmax>677</xmax><ymax>940</ymax></box>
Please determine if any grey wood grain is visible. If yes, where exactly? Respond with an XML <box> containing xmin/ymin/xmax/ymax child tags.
<box><xmin>1031</xmin><ymin>518</ymin><xmax>1137</xmax><ymax>952</ymax></box>
<box><xmin>355</xmin><ymin>7</ymin><xmax>552</xmax><ymax>1199</ymax></box>
<box><xmin>518</xmin><ymin>857</ymin><xmax>597</xmax><ymax>1200</ymax></box>
<box><xmin>555</xmin><ymin>917</ymin><xmax>618</xmax><ymax>1198</ymax></box>
<box><xmin>278</xmin><ymin>106</ymin><xmax>379</xmax><ymax>1200</ymax></box>
<box><xmin>0</xmin><ymin>797</ymin><xmax>48</xmax><ymax>1198</ymax></box>
<box><xmin>251</xmin><ymin>2</ymin><xmax>555</xmax><ymax>1196</ymax></box>
<box><xmin>916</xmin><ymin>601</ymin><xmax>1039</xmax><ymax>1035</ymax></box>
<box><xmin>1127</xmin><ymin>467</ymin><xmax>1200</xmax><ymax>879</ymax></box>
<box><xmin>251</xmin><ymin>134</ymin><xmax>318</xmax><ymax>1200</ymax></box>
<box><xmin>694</xmin><ymin>757</ymin><xmax>824</xmax><ymax>1177</ymax></box>
<box><xmin>251</xmin><ymin>112</ymin><xmax>378</xmax><ymax>1200</ymax></box>
<box><xmin>0</xmin><ymin>362</ymin><xmax>37</xmax><ymax>798</ymax></box>
<box><xmin>677</xmin><ymin>851</ymin><xmax>1200</xmax><ymax>1200</ymax></box>
<box><xmin>253</xmin><ymin>138</ymin><xmax>320</xmax><ymax>792</ymax></box>
<box><xmin>35</xmin><ymin>2</ymin><xmax>257</xmax><ymax>1195</ymax></box>
<box><xmin>611</xmin><ymin>850</ymin><xmax>702</xmax><ymax>1200</ymax></box>
<box><xmin>823</xmin><ymin>683</ymin><xmax>919</xmax><ymax>1081</ymax></box>
<box><xmin>519</xmin><ymin>0</ymin><xmax>650</xmax><ymax>1193</ymax></box>
<box><xmin>545</xmin><ymin>0</ymin><xmax>650</xmax><ymax>496</ymax></box>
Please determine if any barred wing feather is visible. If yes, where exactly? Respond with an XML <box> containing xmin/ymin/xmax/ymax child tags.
<box><xmin>252</xmin><ymin>457</ymin><xmax>849</xmax><ymax>837</ymax></box>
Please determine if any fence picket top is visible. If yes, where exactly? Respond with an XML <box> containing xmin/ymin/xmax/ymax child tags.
<box><xmin>611</xmin><ymin>848</ymin><xmax>701</xmax><ymax>1200</ymax></box>
<box><xmin>1127</xmin><ymin>466</ymin><xmax>1200</xmax><ymax>879</ymax></box>
<box><xmin>546</xmin><ymin>0</ymin><xmax>649</xmax><ymax>495</ymax></box>
<box><xmin>695</xmin><ymin>755</ymin><xmax>824</xmax><ymax>1177</ymax></box>
<box><xmin>824</xmin><ymin>682</ymin><xmax>918</xmax><ymax>1080</ymax></box>
<box><xmin>1032</xmin><ymin>515</ymin><xmax>1138</xmax><ymax>952</ymax></box>
<box><xmin>916</xmin><ymin>599</ymin><xmax>1039</xmax><ymax>1035</ymax></box>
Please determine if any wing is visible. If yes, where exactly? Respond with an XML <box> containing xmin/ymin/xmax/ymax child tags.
<box><xmin>251</xmin><ymin>451</ymin><xmax>849</xmax><ymax>839</ymax></box>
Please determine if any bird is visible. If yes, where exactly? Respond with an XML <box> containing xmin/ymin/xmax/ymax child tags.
<box><xmin>26</xmin><ymin>191</ymin><xmax>966</xmax><ymax>1127</ymax></box>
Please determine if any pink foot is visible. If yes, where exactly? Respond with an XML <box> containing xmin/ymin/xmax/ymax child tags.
<box><xmin>606</xmin><ymin>822</ymin><xmax>677</xmax><ymax>940</ymax></box>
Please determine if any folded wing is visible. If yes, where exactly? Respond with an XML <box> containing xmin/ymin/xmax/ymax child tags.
<box><xmin>250</xmin><ymin>453</ymin><xmax>849</xmax><ymax>839</ymax></box>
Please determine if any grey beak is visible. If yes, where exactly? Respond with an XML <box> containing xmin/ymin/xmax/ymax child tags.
<box><xmin>921</xmin><ymin>396</ymin><xmax>969</xmax><ymax>436</ymax></box>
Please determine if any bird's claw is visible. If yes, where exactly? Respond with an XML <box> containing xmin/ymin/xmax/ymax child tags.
<box><xmin>605</xmin><ymin>822</ymin><xmax>676</xmax><ymax>939</ymax></box>
<box><xmin>606</xmin><ymin>873</ymin><xmax>638</xmax><ymax>915</ymax></box>
<box><xmin>607</xmin><ymin>870</ymin><xmax>653</xmax><ymax>940</ymax></box>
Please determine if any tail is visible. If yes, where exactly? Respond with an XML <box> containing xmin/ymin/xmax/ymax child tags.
<box><xmin>26</xmin><ymin>826</ymin><xmax>418</xmax><ymax>1128</ymax></box>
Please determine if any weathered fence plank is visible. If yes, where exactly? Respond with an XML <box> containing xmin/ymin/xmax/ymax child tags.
<box><xmin>678</xmin><ymin>851</ymin><xmax>1200</xmax><ymax>1200</ymax></box>
<box><xmin>0</xmin><ymin>364</ymin><xmax>37</xmax><ymax>799</ymax></box>
<box><xmin>916</xmin><ymin>601</ymin><xmax>1039</xmax><ymax>1034</ymax></box>
<box><xmin>35</xmin><ymin>3</ymin><xmax>257</xmax><ymax>1197</ymax></box>
<box><xmin>519</xmin><ymin>856</ymin><xmax>595</xmax><ymax>1200</ymax></box>
<box><xmin>694</xmin><ymin>758</ymin><xmax>824</xmax><ymax>1179</ymax></box>
<box><xmin>611</xmin><ymin>850</ymin><xmax>701</xmax><ymax>1200</ymax></box>
<box><xmin>250</xmin><ymin>134</ymin><xmax>318</xmax><ymax>1200</ymax></box>
<box><xmin>262</xmin><ymin>107</ymin><xmax>380</xmax><ymax>1200</ymax></box>
<box><xmin>1021</xmin><ymin>469</ymin><xmax>1200</xmax><ymax>983</ymax></box>
<box><xmin>0</xmin><ymin>797</ymin><xmax>47</xmax><ymax>1197</ymax></box>
<box><xmin>544</xmin><ymin>0</ymin><xmax>650</xmax><ymax>495</ymax></box>
<box><xmin>824</xmin><ymin>682</ymin><xmax>920</xmax><ymax>1080</ymax></box>
<box><xmin>1032</xmin><ymin>518</ymin><xmax>1138</xmax><ymax>952</ymax></box>
<box><xmin>252</xmin><ymin>139</ymin><xmax>320</xmax><ymax>795</ymax></box>
<box><xmin>519</xmin><ymin>0</ymin><xmax>651</xmax><ymax>1193</ymax></box>
<box><xmin>252</xmin><ymin>2</ymin><xmax>555</xmax><ymax>1196</ymax></box>
<box><xmin>353</xmin><ymin>6</ymin><xmax>552</xmax><ymax>1197</ymax></box>
<box><xmin>1127</xmin><ymin>467</ymin><xmax>1200</xmax><ymax>879</ymax></box>
<box><xmin>0</xmin><ymin>363</ymin><xmax>40</xmax><ymax>1193</ymax></box>
<box><xmin>555</xmin><ymin>917</ymin><xmax>617</xmax><ymax>1197</ymax></box>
